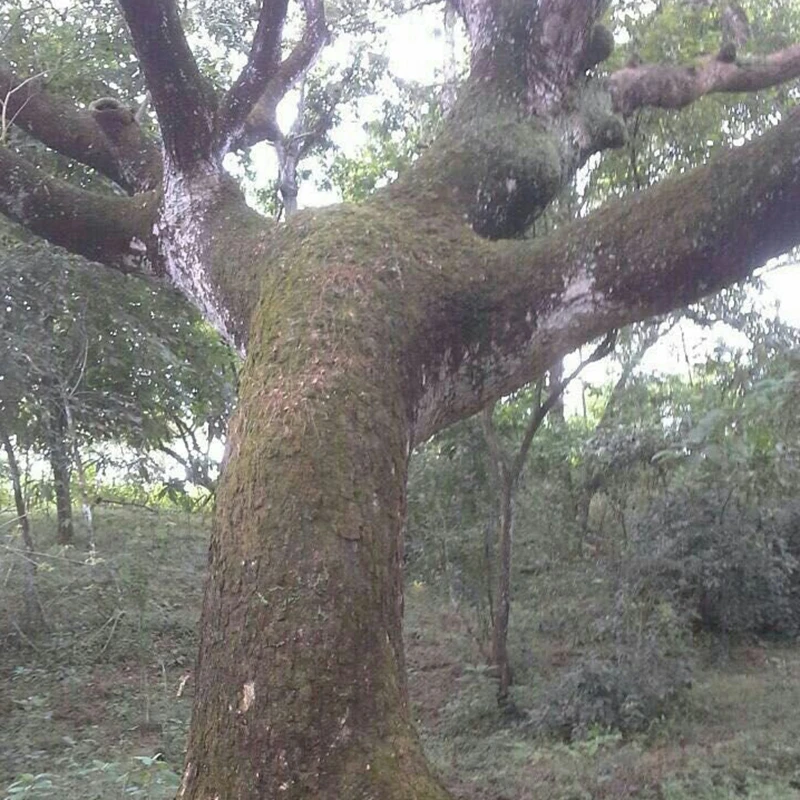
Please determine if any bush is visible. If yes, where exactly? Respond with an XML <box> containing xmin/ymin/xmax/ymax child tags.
<box><xmin>626</xmin><ymin>489</ymin><xmax>800</xmax><ymax>637</ymax></box>
<box><xmin>529</xmin><ymin>643</ymin><xmax>692</xmax><ymax>740</ymax></box>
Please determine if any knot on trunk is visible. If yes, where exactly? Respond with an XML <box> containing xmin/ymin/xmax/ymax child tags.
<box><xmin>90</xmin><ymin>97</ymin><xmax>136</xmax><ymax>133</ymax></box>
<box><xmin>461</xmin><ymin>111</ymin><xmax>562</xmax><ymax>239</ymax></box>
<box><xmin>579</xmin><ymin>24</ymin><xmax>615</xmax><ymax>72</ymax></box>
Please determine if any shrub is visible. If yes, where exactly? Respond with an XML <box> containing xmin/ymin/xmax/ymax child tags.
<box><xmin>529</xmin><ymin>643</ymin><xmax>692</xmax><ymax>740</ymax></box>
<box><xmin>626</xmin><ymin>488</ymin><xmax>800</xmax><ymax>637</ymax></box>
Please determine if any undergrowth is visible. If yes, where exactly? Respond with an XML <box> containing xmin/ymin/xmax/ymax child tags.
<box><xmin>3</xmin><ymin>510</ymin><xmax>800</xmax><ymax>800</ymax></box>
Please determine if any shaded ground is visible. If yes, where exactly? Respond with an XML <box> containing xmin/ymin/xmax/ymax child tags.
<box><xmin>3</xmin><ymin>510</ymin><xmax>800</xmax><ymax>799</ymax></box>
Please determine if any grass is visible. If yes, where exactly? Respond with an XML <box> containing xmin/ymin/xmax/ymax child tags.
<box><xmin>1</xmin><ymin>509</ymin><xmax>203</xmax><ymax>799</ymax></box>
<box><xmin>3</xmin><ymin>509</ymin><xmax>800</xmax><ymax>799</ymax></box>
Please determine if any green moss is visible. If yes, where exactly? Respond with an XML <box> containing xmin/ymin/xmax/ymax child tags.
<box><xmin>581</xmin><ymin>23</ymin><xmax>615</xmax><ymax>70</ymax></box>
<box><xmin>384</xmin><ymin>84</ymin><xmax>566</xmax><ymax>238</ymax></box>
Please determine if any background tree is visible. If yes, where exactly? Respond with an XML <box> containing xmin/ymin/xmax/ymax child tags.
<box><xmin>0</xmin><ymin>416</ymin><xmax>44</xmax><ymax>631</ymax></box>
<box><xmin>0</xmin><ymin>240</ymin><xmax>237</xmax><ymax>536</ymax></box>
<box><xmin>481</xmin><ymin>335</ymin><xmax>613</xmax><ymax>703</ymax></box>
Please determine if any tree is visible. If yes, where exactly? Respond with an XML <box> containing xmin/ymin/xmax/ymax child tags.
<box><xmin>481</xmin><ymin>335</ymin><xmax>613</xmax><ymax>703</ymax></box>
<box><xmin>0</xmin><ymin>419</ymin><xmax>45</xmax><ymax>630</ymax></box>
<box><xmin>3</xmin><ymin>0</ymin><xmax>800</xmax><ymax>796</ymax></box>
<box><xmin>0</xmin><ymin>239</ymin><xmax>236</xmax><ymax>534</ymax></box>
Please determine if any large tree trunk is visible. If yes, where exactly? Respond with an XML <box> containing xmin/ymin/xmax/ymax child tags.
<box><xmin>180</xmin><ymin>259</ymin><xmax>449</xmax><ymax>798</ymax></box>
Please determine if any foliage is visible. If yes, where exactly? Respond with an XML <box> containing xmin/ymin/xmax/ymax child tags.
<box><xmin>625</xmin><ymin>488</ymin><xmax>800</xmax><ymax>637</ymax></box>
<box><xmin>621</xmin><ymin>390</ymin><xmax>800</xmax><ymax>638</ymax></box>
<box><xmin>323</xmin><ymin>77</ymin><xmax>444</xmax><ymax>201</ymax></box>
<box><xmin>530</xmin><ymin>645</ymin><xmax>692</xmax><ymax>741</ymax></box>
<box><xmin>0</xmin><ymin>239</ymin><xmax>236</xmax><ymax>494</ymax></box>
<box><xmin>592</xmin><ymin>1</ymin><xmax>800</xmax><ymax>209</ymax></box>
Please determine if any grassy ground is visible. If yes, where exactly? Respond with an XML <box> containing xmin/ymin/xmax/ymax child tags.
<box><xmin>3</xmin><ymin>510</ymin><xmax>800</xmax><ymax>799</ymax></box>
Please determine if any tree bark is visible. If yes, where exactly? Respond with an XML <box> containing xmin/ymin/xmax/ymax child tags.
<box><xmin>547</xmin><ymin>361</ymin><xmax>566</xmax><ymax>425</ymax></box>
<box><xmin>179</xmin><ymin>274</ymin><xmax>448</xmax><ymax>799</ymax></box>
<box><xmin>112</xmin><ymin>105</ymin><xmax>800</xmax><ymax>792</ymax></box>
<box><xmin>48</xmin><ymin>404</ymin><xmax>74</xmax><ymax>546</ymax></box>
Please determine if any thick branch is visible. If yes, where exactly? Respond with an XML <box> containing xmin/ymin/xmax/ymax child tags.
<box><xmin>117</xmin><ymin>0</ymin><xmax>216</xmax><ymax>171</ymax></box>
<box><xmin>216</xmin><ymin>0</ymin><xmax>291</xmax><ymax>152</ymax></box>
<box><xmin>218</xmin><ymin>0</ymin><xmax>328</xmax><ymax>154</ymax></box>
<box><xmin>0</xmin><ymin>145</ymin><xmax>156</xmax><ymax>272</ymax></box>
<box><xmin>0</xmin><ymin>62</ymin><xmax>161</xmax><ymax>192</ymax></box>
<box><xmin>412</xmin><ymin>106</ymin><xmax>800</xmax><ymax>442</ymax></box>
<box><xmin>234</xmin><ymin>96</ymin><xmax>283</xmax><ymax>149</ymax></box>
<box><xmin>530</xmin><ymin>0</ymin><xmax>608</xmax><ymax>110</ymax></box>
<box><xmin>453</xmin><ymin>0</ymin><xmax>608</xmax><ymax>113</ymax></box>
<box><xmin>609</xmin><ymin>44</ymin><xmax>800</xmax><ymax>117</ymax></box>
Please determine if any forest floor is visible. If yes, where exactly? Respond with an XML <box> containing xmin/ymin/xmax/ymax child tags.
<box><xmin>2</xmin><ymin>509</ymin><xmax>800</xmax><ymax>799</ymax></box>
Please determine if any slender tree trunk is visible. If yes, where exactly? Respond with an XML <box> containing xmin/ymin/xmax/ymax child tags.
<box><xmin>48</xmin><ymin>403</ymin><xmax>74</xmax><ymax>545</ymax></box>
<box><xmin>547</xmin><ymin>360</ymin><xmax>566</xmax><ymax>425</ymax></box>
<box><xmin>276</xmin><ymin>140</ymin><xmax>299</xmax><ymax>219</ymax></box>
<box><xmin>1</xmin><ymin>427</ymin><xmax>45</xmax><ymax>630</ymax></box>
<box><xmin>491</xmin><ymin>479</ymin><xmax>514</xmax><ymax>702</ymax></box>
<box><xmin>574</xmin><ymin>324</ymin><xmax>668</xmax><ymax>538</ymax></box>
<box><xmin>63</xmin><ymin>402</ymin><xmax>96</xmax><ymax>554</ymax></box>
<box><xmin>481</xmin><ymin>405</ymin><xmax>516</xmax><ymax>703</ymax></box>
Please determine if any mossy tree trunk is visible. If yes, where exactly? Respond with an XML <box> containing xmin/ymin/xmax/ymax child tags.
<box><xmin>4</xmin><ymin>1</ymin><xmax>800</xmax><ymax>798</ymax></box>
<box><xmin>181</xmin><ymin>272</ymin><xmax>450</xmax><ymax>797</ymax></box>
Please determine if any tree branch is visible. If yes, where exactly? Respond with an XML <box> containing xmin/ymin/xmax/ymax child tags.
<box><xmin>0</xmin><ymin>145</ymin><xmax>157</xmax><ymax>272</ymax></box>
<box><xmin>234</xmin><ymin>97</ymin><xmax>284</xmax><ymax>149</ymax></box>
<box><xmin>595</xmin><ymin>319</ymin><xmax>676</xmax><ymax>430</ymax></box>
<box><xmin>221</xmin><ymin>0</ymin><xmax>328</xmax><ymax>153</ymax></box>
<box><xmin>216</xmin><ymin>0</ymin><xmax>290</xmax><ymax>152</ymax></box>
<box><xmin>0</xmin><ymin>62</ymin><xmax>161</xmax><ymax>193</ymax></box>
<box><xmin>454</xmin><ymin>0</ymin><xmax>608</xmax><ymax>113</ymax></box>
<box><xmin>481</xmin><ymin>406</ymin><xmax>511</xmax><ymax>481</ymax></box>
<box><xmin>411</xmin><ymin>106</ymin><xmax>800</xmax><ymax>443</ymax></box>
<box><xmin>535</xmin><ymin>0</ymin><xmax>609</xmax><ymax>77</ymax></box>
<box><xmin>609</xmin><ymin>44</ymin><xmax>800</xmax><ymax>117</ymax></box>
<box><xmin>510</xmin><ymin>332</ymin><xmax>614</xmax><ymax>481</ymax></box>
<box><xmin>273</xmin><ymin>0</ymin><xmax>329</xmax><ymax>91</ymax></box>
<box><xmin>117</xmin><ymin>0</ymin><xmax>216</xmax><ymax>171</ymax></box>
